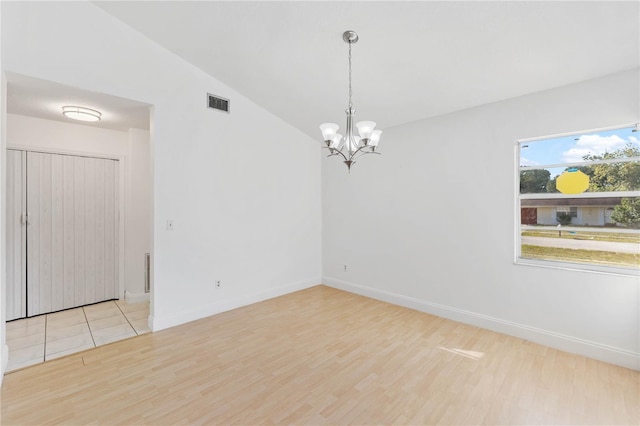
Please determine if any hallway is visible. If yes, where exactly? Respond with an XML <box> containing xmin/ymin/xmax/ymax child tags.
<box><xmin>6</xmin><ymin>300</ymin><xmax>150</xmax><ymax>372</ymax></box>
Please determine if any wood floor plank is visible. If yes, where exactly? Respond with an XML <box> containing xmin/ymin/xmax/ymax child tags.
<box><xmin>2</xmin><ymin>285</ymin><xmax>638</xmax><ymax>425</ymax></box>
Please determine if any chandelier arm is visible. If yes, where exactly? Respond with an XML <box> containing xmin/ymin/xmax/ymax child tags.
<box><xmin>351</xmin><ymin>141</ymin><xmax>383</xmax><ymax>160</ymax></box>
<box><xmin>350</xmin><ymin>144</ymin><xmax>375</xmax><ymax>158</ymax></box>
<box><xmin>323</xmin><ymin>147</ymin><xmax>349</xmax><ymax>162</ymax></box>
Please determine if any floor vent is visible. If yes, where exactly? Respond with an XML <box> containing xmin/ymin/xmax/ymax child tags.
<box><xmin>144</xmin><ymin>253</ymin><xmax>150</xmax><ymax>293</ymax></box>
<box><xmin>207</xmin><ymin>94</ymin><xmax>230</xmax><ymax>113</ymax></box>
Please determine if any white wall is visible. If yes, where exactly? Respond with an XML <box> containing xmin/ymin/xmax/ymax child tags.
<box><xmin>6</xmin><ymin>113</ymin><xmax>151</xmax><ymax>299</ymax></box>
<box><xmin>0</xmin><ymin>0</ymin><xmax>321</xmax><ymax>345</ymax></box>
<box><xmin>7</xmin><ymin>114</ymin><xmax>129</xmax><ymax>156</ymax></box>
<box><xmin>323</xmin><ymin>69</ymin><xmax>640</xmax><ymax>370</ymax></box>
<box><xmin>0</xmin><ymin>1</ymin><xmax>7</xmax><ymax>381</ymax></box>
<box><xmin>126</xmin><ymin>128</ymin><xmax>151</xmax><ymax>298</ymax></box>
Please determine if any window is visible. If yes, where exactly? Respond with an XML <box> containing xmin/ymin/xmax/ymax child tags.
<box><xmin>556</xmin><ymin>206</ymin><xmax>577</xmax><ymax>222</ymax></box>
<box><xmin>516</xmin><ymin>124</ymin><xmax>640</xmax><ymax>275</ymax></box>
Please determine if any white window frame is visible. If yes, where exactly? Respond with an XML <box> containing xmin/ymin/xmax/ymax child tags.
<box><xmin>515</xmin><ymin>123</ymin><xmax>640</xmax><ymax>277</ymax></box>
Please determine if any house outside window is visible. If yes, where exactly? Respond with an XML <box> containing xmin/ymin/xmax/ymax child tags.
<box><xmin>516</xmin><ymin>124</ymin><xmax>640</xmax><ymax>275</ymax></box>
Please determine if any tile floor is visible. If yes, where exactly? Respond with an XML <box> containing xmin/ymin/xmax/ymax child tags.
<box><xmin>6</xmin><ymin>300</ymin><xmax>150</xmax><ymax>372</ymax></box>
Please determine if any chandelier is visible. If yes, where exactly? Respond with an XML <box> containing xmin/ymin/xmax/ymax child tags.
<box><xmin>320</xmin><ymin>30</ymin><xmax>382</xmax><ymax>171</ymax></box>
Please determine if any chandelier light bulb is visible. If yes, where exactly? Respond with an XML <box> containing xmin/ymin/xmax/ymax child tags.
<box><xmin>369</xmin><ymin>130</ymin><xmax>382</xmax><ymax>148</ymax></box>
<box><xmin>356</xmin><ymin>121</ymin><xmax>376</xmax><ymax>140</ymax></box>
<box><xmin>320</xmin><ymin>123</ymin><xmax>339</xmax><ymax>141</ymax></box>
<box><xmin>330</xmin><ymin>134</ymin><xmax>343</xmax><ymax>149</ymax></box>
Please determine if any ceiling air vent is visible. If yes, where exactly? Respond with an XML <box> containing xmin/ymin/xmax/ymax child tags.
<box><xmin>207</xmin><ymin>93</ymin><xmax>230</xmax><ymax>113</ymax></box>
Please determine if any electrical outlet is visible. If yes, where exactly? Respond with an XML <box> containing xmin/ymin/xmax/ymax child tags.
<box><xmin>344</xmin><ymin>265</ymin><xmax>348</xmax><ymax>272</ymax></box>
<box><xmin>215</xmin><ymin>280</ymin><xmax>221</xmax><ymax>288</ymax></box>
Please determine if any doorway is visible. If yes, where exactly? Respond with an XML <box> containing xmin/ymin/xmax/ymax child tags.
<box><xmin>4</xmin><ymin>73</ymin><xmax>153</xmax><ymax>370</ymax></box>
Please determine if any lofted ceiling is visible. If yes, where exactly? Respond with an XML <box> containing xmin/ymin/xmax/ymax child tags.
<box><xmin>93</xmin><ymin>0</ymin><xmax>639</xmax><ymax>139</ymax></box>
<box><xmin>8</xmin><ymin>1</ymin><xmax>639</xmax><ymax>137</ymax></box>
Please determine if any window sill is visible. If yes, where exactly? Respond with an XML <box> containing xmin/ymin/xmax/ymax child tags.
<box><xmin>515</xmin><ymin>257</ymin><xmax>640</xmax><ymax>277</ymax></box>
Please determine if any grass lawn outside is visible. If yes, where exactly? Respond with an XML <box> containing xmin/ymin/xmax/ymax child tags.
<box><xmin>521</xmin><ymin>230</ymin><xmax>640</xmax><ymax>244</ymax></box>
<box><xmin>521</xmin><ymin>244</ymin><xmax>640</xmax><ymax>269</ymax></box>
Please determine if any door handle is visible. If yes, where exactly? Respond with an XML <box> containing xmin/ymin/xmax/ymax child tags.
<box><xmin>21</xmin><ymin>212</ymin><xmax>30</xmax><ymax>225</ymax></box>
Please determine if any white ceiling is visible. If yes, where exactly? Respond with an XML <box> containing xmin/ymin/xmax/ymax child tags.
<box><xmin>7</xmin><ymin>73</ymin><xmax>151</xmax><ymax>131</ymax></box>
<box><xmin>9</xmin><ymin>1</ymin><xmax>640</xmax><ymax>137</ymax></box>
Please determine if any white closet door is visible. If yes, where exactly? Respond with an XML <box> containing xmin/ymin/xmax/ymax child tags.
<box><xmin>6</xmin><ymin>150</ymin><xmax>27</xmax><ymax>321</ymax></box>
<box><xmin>27</xmin><ymin>152</ymin><xmax>119</xmax><ymax>317</ymax></box>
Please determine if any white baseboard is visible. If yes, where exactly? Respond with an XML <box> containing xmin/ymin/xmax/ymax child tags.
<box><xmin>124</xmin><ymin>291</ymin><xmax>150</xmax><ymax>304</ymax></box>
<box><xmin>151</xmin><ymin>277</ymin><xmax>320</xmax><ymax>332</ymax></box>
<box><xmin>324</xmin><ymin>277</ymin><xmax>640</xmax><ymax>371</ymax></box>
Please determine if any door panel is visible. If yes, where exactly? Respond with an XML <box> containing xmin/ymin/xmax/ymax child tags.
<box><xmin>27</xmin><ymin>152</ymin><xmax>42</xmax><ymax>316</ymax></box>
<box><xmin>104</xmin><ymin>159</ymin><xmax>118</xmax><ymax>303</ymax></box>
<box><xmin>72</xmin><ymin>156</ymin><xmax>86</xmax><ymax>307</ymax></box>
<box><xmin>62</xmin><ymin>155</ymin><xmax>76</xmax><ymax>310</ymax></box>
<box><xmin>94</xmin><ymin>159</ymin><xmax>106</xmax><ymax>303</ymax></box>
<box><xmin>84</xmin><ymin>158</ymin><xmax>96</xmax><ymax>304</ymax></box>
<box><xmin>51</xmin><ymin>154</ymin><xmax>64</xmax><ymax>312</ymax></box>
<box><xmin>6</xmin><ymin>150</ymin><xmax>27</xmax><ymax>321</ymax></box>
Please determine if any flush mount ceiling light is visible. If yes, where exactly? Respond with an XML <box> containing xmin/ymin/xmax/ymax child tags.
<box><xmin>320</xmin><ymin>30</ymin><xmax>382</xmax><ymax>171</ymax></box>
<box><xmin>62</xmin><ymin>106</ymin><xmax>102</xmax><ymax>122</ymax></box>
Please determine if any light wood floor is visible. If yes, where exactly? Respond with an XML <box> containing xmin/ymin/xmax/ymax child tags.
<box><xmin>2</xmin><ymin>285</ymin><xmax>638</xmax><ymax>425</ymax></box>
